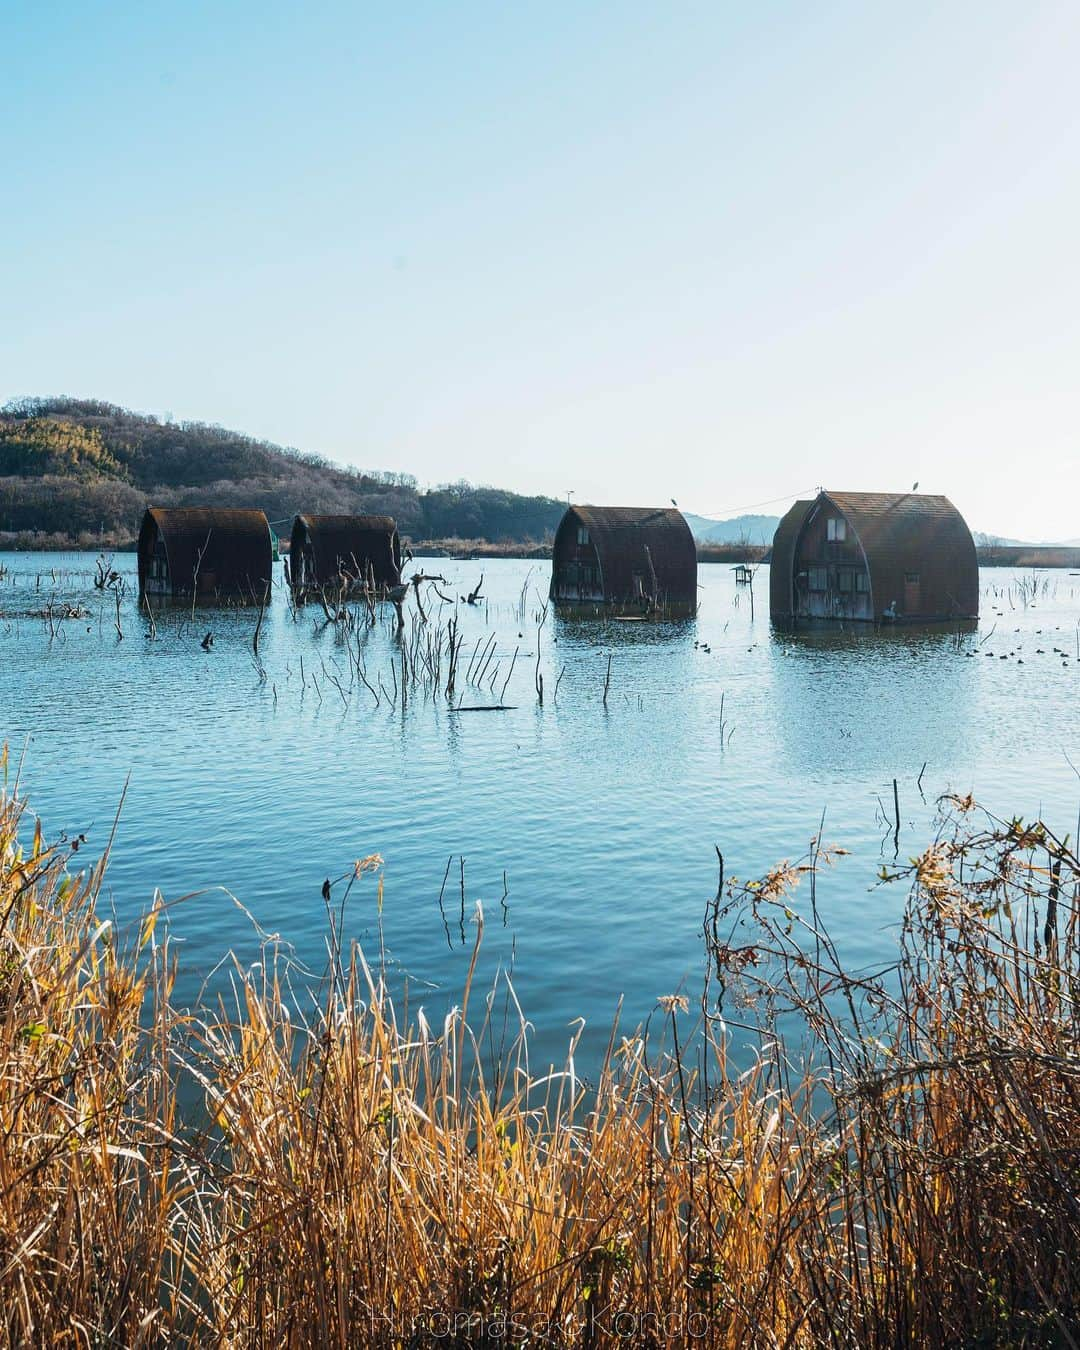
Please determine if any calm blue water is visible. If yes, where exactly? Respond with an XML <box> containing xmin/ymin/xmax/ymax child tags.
<box><xmin>2</xmin><ymin>553</ymin><xmax>1079</xmax><ymax>1068</ymax></box>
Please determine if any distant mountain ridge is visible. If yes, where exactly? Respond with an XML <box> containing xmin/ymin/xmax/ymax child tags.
<box><xmin>682</xmin><ymin>512</ymin><xmax>780</xmax><ymax>544</ymax></box>
<box><xmin>687</xmin><ymin>516</ymin><xmax>1078</xmax><ymax>549</ymax></box>
<box><xmin>974</xmin><ymin>531</ymin><xmax>1080</xmax><ymax>547</ymax></box>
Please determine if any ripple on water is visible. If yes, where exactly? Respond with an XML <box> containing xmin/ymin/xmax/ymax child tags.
<box><xmin>2</xmin><ymin>553</ymin><xmax>1078</xmax><ymax>1066</ymax></box>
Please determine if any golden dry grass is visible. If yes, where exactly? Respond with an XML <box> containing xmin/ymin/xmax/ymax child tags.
<box><xmin>0</xmin><ymin>754</ymin><xmax>1076</xmax><ymax>1346</ymax></box>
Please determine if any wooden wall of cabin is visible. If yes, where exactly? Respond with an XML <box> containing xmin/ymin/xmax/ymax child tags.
<box><xmin>793</xmin><ymin>505</ymin><xmax>873</xmax><ymax>620</ymax></box>
<box><xmin>551</xmin><ymin>525</ymin><xmax>604</xmax><ymax>602</ymax></box>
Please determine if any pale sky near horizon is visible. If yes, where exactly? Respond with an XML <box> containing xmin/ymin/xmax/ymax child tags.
<box><xmin>2</xmin><ymin>2</ymin><xmax>1078</xmax><ymax>539</ymax></box>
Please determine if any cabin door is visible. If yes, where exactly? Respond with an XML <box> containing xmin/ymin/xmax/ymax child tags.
<box><xmin>904</xmin><ymin>573</ymin><xmax>921</xmax><ymax>615</ymax></box>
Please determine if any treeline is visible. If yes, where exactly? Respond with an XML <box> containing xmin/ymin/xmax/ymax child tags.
<box><xmin>0</xmin><ymin>398</ymin><xmax>565</xmax><ymax>546</ymax></box>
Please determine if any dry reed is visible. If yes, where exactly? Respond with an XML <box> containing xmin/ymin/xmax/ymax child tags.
<box><xmin>0</xmin><ymin>757</ymin><xmax>1076</xmax><ymax>1346</ymax></box>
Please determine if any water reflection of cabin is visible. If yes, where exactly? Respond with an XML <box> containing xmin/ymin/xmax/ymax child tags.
<box><xmin>549</xmin><ymin>505</ymin><xmax>697</xmax><ymax>610</ymax></box>
<box><xmin>289</xmin><ymin>514</ymin><xmax>402</xmax><ymax>595</ymax></box>
<box><xmin>138</xmin><ymin>507</ymin><xmax>273</xmax><ymax>601</ymax></box>
<box><xmin>770</xmin><ymin>491</ymin><xmax>979</xmax><ymax>625</ymax></box>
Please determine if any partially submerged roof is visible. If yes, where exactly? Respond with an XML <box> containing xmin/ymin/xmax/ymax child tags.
<box><xmin>554</xmin><ymin>504</ymin><xmax>697</xmax><ymax>604</ymax></box>
<box><xmin>138</xmin><ymin>506</ymin><xmax>272</xmax><ymax>599</ymax></box>
<box><xmin>289</xmin><ymin>513</ymin><xmax>402</xmax><ymax>588</ymax></box>
<box><xmin>820</xmin><ymin>491</ymin><xmax>978</xmax><ymax>617</ymax></box>
<box><xmin>770</xmin><ymin>490</ymin><xmax>979</xmax><ymax>621</ymax></box>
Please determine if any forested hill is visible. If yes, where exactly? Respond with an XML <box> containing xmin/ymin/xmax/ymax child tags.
<box><xmin>0</xmin><ymin>397</ymin><xmax>565</xmax><ymax>547</ymax></box>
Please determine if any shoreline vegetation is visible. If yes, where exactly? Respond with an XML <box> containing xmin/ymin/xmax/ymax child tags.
<box><xmin>1</xmin><ymin>759</ymin><xmax>1077</xmax><ymax>1344</ymax></box>
<box><xmin>0</xmin><ymin>531</ymin><xmax>770</xmax><ymax>565</ymax></box>
<box><xmin>3</xmin><ymin>532</ymin><xmax>1080</xmax><ymax>572</ymax></box>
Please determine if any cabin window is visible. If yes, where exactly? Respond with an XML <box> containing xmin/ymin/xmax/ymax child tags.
<box><xmin>808</xmin><ymin>566</ymin><xmax>829</xmax><ymax>591</ymax></box>
<box><xmin>577</xmin><ymin>526</ymin><xmax>590</xmax><ymax>546</ymax></box>
<box><xmin>904</xmin><ymin>571</ymin><xmax>920</xmax><ymax>584</ymax></box>
<box><xmin>837</xmin><ymin>569</ymin><xmax>869</xmax><ymax>594</ymax></box>
<box><xmin>827</xmin><ymin>517</ymin><xmax>846</xmax><ymax>542</ymax></box>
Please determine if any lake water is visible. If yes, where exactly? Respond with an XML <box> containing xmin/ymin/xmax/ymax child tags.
<box><xmin>2</xmin><ymin>552</ymin><xmax>1079</xmax><ymax>1070</ymax></box>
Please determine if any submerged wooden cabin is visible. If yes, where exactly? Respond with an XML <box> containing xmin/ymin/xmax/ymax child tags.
<box><xmin>770</xmin><ymin>491</ymin><xmax>978</xmax><ymax>625</ymax></box>
<box><xmin>549</xmin><ymin>505</ymin><xmax>697</xmax><ymax>611</ymax></box>
<box><xmin>138</xmin><ymin>507</ymin><xmax>273</xmax><ymax>601</ymax></box>
<box><xmin>289</xmin><ymin>514</ymin><xmax>402</xmax><ymax>595</ymax></box>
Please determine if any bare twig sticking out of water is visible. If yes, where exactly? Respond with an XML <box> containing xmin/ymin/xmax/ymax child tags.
<box><xmin>892</xmin><ymin>778</ymin><xmax>901</xmax><ymax>857</ymax></box>
<box><xmin>465</xmin><ymin>636</ymin><xmax>483</xmax><ymax>682</ymax></box>
<box><xmin>473</xmin><ymin>634</ymin><xmax>498</xmax><ymax>686</ymax></box>
<box><xmin>500</xmin><ymin>647</ymin><xmax>519</xmax><ymax>704</ymax></box>
<box><xmin>191</xmin><ymin>531</ymin><xmax>211</xmax><ymax>620</ymax></box>
<box><xmin>111</xmin><ymin>574</ymin><xmax>127</xmax><ymax>640</ymax></box>
<box><xmin>325</xmin><ymin>666</ymin><xmax>349</xmax><ymax>707</ymax></box>
<box><xmin>444</xmin><ymin>615</ymin><xmax>464</xmax><ymax>699</ymax></box>
<box><xmin>93</xmin><ymin>552</ymin><xmax>118</xmax><ymax>591</ymax></box>
<box><xmin>356</xmin><ymin>661</ymin><xmax>380</xmax><ymax>707</ymax></box>
<box><xmin>602</xmin><ymin>654</ymin><xmax>612</xmax><ymax>706</ymax></box>
<box><xmin>553</xmin><ymin>665</ymin><xmax>566</xmax><ymax>701</ymax></box>
<box><xmin>717</xmin><ymin>692</ymin><xmax>735</xmax><ymax>747</ymax></box>
<box><xmin>252</xmin><ymin>583</ymin><xmax>268</xmax><ymax>658</ymax></box>
<box><xmin>516</xmin><ymin>568</ymin><xmax>534</xmax><ymax>622</ymax></box>
<box><xmin>143</xmin><ymin>592</ymin><xmax>157</xmax><ymax>641</ymax></box>
<box><xmin>437</xmin><ymin>855</ymin><xmax>453</xmax><ymax>949</ymax></box>
<box><xmin>408</xmin><ymin>572</ymin><xmax>449</xmax><ymax>623</ymax></box>
<box><xmin>535</xmin><ymin>622</ymin><xmax>543</xmax><ymax>704</ymax></box>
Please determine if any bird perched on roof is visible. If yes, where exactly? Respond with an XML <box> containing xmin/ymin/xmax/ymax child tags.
<box><xmin>671</xmin><ymin>498</ymin><xmax>678</xmax><ymax>507</ymax></box>
<box><xmin>912</xmin><ymin>481</ymin><xmax>919</xmax><ymax>492</ymax></box>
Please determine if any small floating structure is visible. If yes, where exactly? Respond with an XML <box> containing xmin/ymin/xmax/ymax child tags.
<box><xmin>288</xmin><ymin>514</ymin><xmax>402</xmax><ymax>597</ymax></box>
<box><xmin>770</xmin><ymin>490</ymin><xmax>978</xmax><ymax>625</ymax></box>
<box><xmin>138</xmin><ymin>507</ymin><xmax>273</xmax><ymax>601</ymax></box>
<box><xmin>549</xmin><ymin>505</ymin><xmax>697</xmax><ymax>612</ymax></box>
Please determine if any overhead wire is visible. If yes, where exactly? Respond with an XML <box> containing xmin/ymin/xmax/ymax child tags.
<box><xmin>694</xmin><ymin>485</ymin><xmax>818</xmax><ymax>521</ymax></box>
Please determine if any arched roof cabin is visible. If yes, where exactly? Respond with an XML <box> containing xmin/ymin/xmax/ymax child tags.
<box><xmin>770</xmin><ymin>490</ymin><xmax>978</xmax><ymax>625</ymax></box>
<box><xmin>138</xmin><ymin>507</ymin><xmax>273</xmax><ymax>602</ymax></box>
<box><xmin>289</xmin><ymin>514</ymin><xmax>402</xmax><ymax>595</ymax></box>
<box><xmin>550</xmin><ymin>505</ymin><xmax>697</xmax><ymax>611</ymax></box>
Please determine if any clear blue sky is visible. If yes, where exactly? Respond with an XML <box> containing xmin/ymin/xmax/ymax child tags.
<box><xmin>3</xmin><ymin>1</ymin><xmax>1078</xmax><ymax>539</ymax></box>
